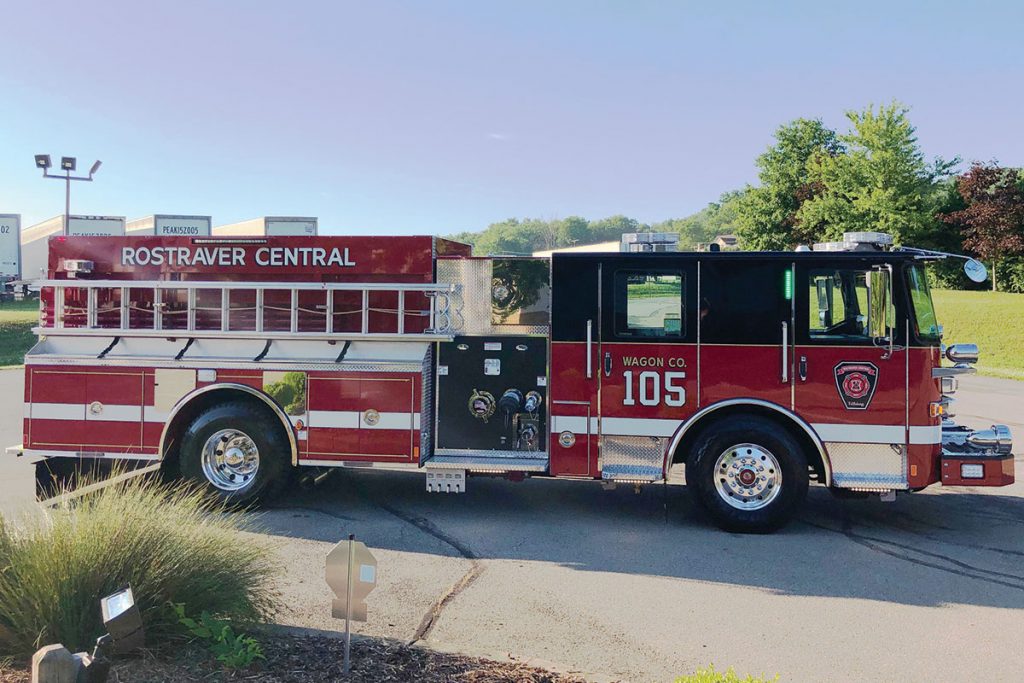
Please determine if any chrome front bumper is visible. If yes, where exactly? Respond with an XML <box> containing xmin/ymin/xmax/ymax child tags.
<box><xmin>940</xmin><ymin>421</ymin><xmax>1014</xmax><ymax>486</ymax></box>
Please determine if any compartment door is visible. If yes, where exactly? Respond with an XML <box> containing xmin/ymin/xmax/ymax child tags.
<box><xmin>549</xmin><ymin>256</ymin><xmax>601</xmax><ymax>477</ymax></box>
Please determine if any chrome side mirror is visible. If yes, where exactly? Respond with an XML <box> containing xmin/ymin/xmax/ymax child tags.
<box><xmin>946</xmin><ymin>343</ymin><xmax>979</xmax><ymax>364</ymax></box>
<box><xmin>964</xmin><ymin>259</ymin><xmax>988</xmax><ymax>283</ymax></box>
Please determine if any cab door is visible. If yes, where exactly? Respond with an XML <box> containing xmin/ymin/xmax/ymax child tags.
<box><xmin>598</xmin><ymin>257</ymin><xmax>697</xmax><ymax>480</ymax></box>
<box><xmin>793</xmin><ymin>261</ymin><xmax>909</xmax><ymax>488</ymax></box>
<box><xmin>549</xmin><ymin>255</ymin><xmax>601</xmax><ymax>477</ymax></box>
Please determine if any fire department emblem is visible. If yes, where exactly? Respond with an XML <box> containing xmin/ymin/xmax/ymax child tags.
<box><xmin>833</xmin><ymin>362</ymin><xmax>879</xmax><ymax>410</ymax></box>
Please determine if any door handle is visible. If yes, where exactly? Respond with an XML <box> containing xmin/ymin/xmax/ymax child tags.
<box><xmin>799</xmin><ymin>355</ymin><xmax>807</xmax><ymax>382</ymax></box>
<box><xmin>604</xmin><ymin>351</ymin><xmax>612</xmax><ymax>377</ymax></box>
<box><xmin>586</xmin><ymin>319</ymin><xmax>593</xmax><ymax>379</ymax></box>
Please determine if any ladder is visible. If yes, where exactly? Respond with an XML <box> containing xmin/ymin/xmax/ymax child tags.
<box><xmin>36</xmin><ymin>279</ymin><xmax>458</xmax><ymax>342</ymax></box>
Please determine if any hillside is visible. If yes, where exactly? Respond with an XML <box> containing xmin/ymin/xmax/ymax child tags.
<box><xmin>447</xmin><ymin>191</ymin><xmax>743</xmax><ymax>255</ymax></box>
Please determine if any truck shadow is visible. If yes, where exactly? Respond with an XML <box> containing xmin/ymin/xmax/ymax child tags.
<box><xmin>262</xmin><ymin>467</ymin><xmax>1024</xmax><ymax>610</ymax></box>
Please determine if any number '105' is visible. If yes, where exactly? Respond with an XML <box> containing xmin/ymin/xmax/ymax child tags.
<box><xmin>622</xmin><ymin>370</ymin><xmax>686</xmax><ymax>407</ymax></box>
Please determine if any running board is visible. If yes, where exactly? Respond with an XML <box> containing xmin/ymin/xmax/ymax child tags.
<box><xmin>424</xmin><ymin>454</ymin><xmax>548</xmax><ymax>472</ymax></box>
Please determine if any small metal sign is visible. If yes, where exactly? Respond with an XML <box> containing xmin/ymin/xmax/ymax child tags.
<box><xmin>326</xmin><ymin>536</ymin><xmax>377</xmax><ymax>622</ymax></box>
<box><xmin>326</xmin><ymin>534</ymin><xmax>377</xmax><ymax>674</ymax></box>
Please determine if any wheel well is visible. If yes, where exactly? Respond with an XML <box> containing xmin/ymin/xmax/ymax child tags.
<box><xmin>670</xmin><ymin>404</ymin><xmax>828</xmax><ymax>484</ymax></box>
<box><xmin>160</xmin><ymin>386</ymin><xmax>295</xmax><ymax>471</ymax></box>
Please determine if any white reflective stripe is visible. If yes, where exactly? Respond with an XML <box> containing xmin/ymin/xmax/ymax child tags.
<box><xmin>813</xmin><ymin>423</ymin><xmax>942</xmax><ymax>445</ymax></box>
<box><xmin>601</xmin><ymin>417</ymin><xmax>678</xmax><ymax>437</ymax></box>
<box><xmin>85</xmin><ymin>405</ymin><xmax>142</xmax><ymax>422</ymax></box>
<box><xmin>909</xmin><ymin>424</ymin><xmax>942</xmax><ymax>444</ymax></box>
<box><xmin>551</xmin><ymin>415</ymin><xmax>591</xmax><ymax>434</ymax></box>
<box><xmin>143</xmin><ymin>407</ymin><xmax>170</xmax><ymax>423</ymax></box>
<box><xmin>550</xmin><ymin>415</ymin><xmax>678</xmax><ymax>437</ymax></box>
<box><xmin>308</xmin><ymin>410</ymin><xmax>419</xmax><ymax>430</ymax></box>
<box><xmin>363</xmin><ymin>412</ymin><xmax>416</xmax><ymax>430</ymax></box>
<box><xmin>309</xmin><ymin>411</ymin><xmax>360</xmax><ymax>429</ymax></box>
<box><xmin>27</xmin><ymin>403</ymin><xmax>86</xmax><ymax>420</ymax></box>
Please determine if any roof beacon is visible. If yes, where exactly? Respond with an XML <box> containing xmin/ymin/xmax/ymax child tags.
<box><xmin>813</xmin><ymin>231</ymin><xmax>894</xmax><ymax>252</ymax></box>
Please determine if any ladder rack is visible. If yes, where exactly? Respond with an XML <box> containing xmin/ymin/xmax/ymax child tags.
<box><xmin>36</xmin><ymin>279</ymin><xmax>458</xmax><ymax>342</ymax></box>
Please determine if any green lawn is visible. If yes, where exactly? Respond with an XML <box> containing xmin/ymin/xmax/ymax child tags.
<box><xmin>933</xmin><ymin>289</ymin><xmax>1024</xmax><ymax>379</ymax></box>
<box><xmin>0</xmin><ymin>299</ymin><xmax>38</xmax><ymax>367</ymax></box>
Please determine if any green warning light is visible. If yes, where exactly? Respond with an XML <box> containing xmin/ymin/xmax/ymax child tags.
<box><xmin>784</xmin><ymin>269</ymin><xmax>793</xmax><ymax>300</ymax></box>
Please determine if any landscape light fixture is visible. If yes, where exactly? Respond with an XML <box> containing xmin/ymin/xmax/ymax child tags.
<box><xmin>33</xmin><ymin>152</ymin><xmax>104</xmax><ymax>228</ymax></box>
<box><xmin>100</xmin><ymin>585</ymin><xmax>145</xmax><ymax>653</ymax></box>
<box><xmin>77</xmin><ymin>586</ymin><xmax>146</xmax><ymax>683</ymax></box>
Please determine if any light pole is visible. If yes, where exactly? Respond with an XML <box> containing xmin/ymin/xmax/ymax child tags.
<box><xmin>34</xmin><ymin>155</ymin><xmax>102</xmax><ymax>232</ymax></box>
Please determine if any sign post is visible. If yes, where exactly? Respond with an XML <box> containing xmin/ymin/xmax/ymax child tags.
<box><xmin>325</xmin><ymin>534</ymin><xmax>377</xmax><ymax>674</ymax></box>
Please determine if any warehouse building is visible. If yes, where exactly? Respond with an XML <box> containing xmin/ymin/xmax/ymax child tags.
<box><xmin>213</xmin><ymin>216</ymin><xmax>317</xmax><ymax>236</ymax></box>
<box><xmin>127</xmin><ymin>214</ymin><xmax>212</xmax><ymax>236</ymax></box>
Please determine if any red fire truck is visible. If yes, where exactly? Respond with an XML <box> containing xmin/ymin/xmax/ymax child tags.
<box><xmin>8</xmin><ymin>231</ymin><xmax>1014</xmax><ymax>532</ymax></box>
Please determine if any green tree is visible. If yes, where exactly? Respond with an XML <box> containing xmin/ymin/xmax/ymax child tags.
<box><xmin>735</xmin><ymin>118</ymin><xmax>843</xmax><ymax>250</ymax></box>
<box><xmin>654</xmin><ymin>190</ymin><xmax>745</xmax><ymax>249</ymax></box>
<box><xmin>797</xmin><ymin>102</ymin><xmax>957</xmax><ymax>245</ymax></box>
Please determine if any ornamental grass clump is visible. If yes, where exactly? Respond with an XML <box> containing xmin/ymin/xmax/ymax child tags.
<box><xmin>0</xmin><ymin>474</ymin><xmax>279</xmax><ymax>657</ymax></box>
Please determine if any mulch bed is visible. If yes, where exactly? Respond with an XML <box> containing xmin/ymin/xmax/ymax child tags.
<box><xmin>0</xmin><ymin>633</ymin><xmax>589</xmax><ymax>682</ymax></box>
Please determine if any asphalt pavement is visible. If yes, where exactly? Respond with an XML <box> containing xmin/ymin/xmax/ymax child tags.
<box><xmin>2</xmin><ymin>367</ymin><xmax>1023</xmax><ymax>682</ymax></box>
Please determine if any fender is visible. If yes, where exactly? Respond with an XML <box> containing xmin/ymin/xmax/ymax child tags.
<box><xmin>663</xmin><ymin>398</ymin><xmax>832</xmax><ymax>486</ymax></box>
<box><xmin>158</xmin><ymin>382</ymin><xmax>299</xmax><ymax>466</ymax></box>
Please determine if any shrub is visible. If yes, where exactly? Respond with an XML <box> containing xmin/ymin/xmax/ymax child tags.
<box><xmin>0</xmin><ymin>474</ymin><xmax>280</xmax><ymax>657</ymax></box>
<box><xmin>676</xmin><ymin>665</ymin><xmax>779</xmax><ymax>683</ymax></box>
<box><xmin>171</xmin><ymin>603</ymin><xmax>265</xmax><ymax>669</ymax></box>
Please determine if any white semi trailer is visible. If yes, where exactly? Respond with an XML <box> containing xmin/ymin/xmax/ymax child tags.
<box><xmin>0</xmin><ymin>214</ymin><xmax>20</xmax><ymax>296</ymax></box>
<box><xmin>20</xmin><ymin>215</ymin><xmax>125</xmax><ymax>281</ymax></box>
<box><xmin>127</xmin><ymin>214</ymin><xmax>212</xmax><ymax>236</ymax></box>
<box><xmin>213</xmin><ymin>216</ymin><xmax>317</xmax><ymax>236</ymax></box>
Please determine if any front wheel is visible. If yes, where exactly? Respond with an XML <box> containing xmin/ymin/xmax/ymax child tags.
<box><xmin>178</xmin><ymin>402</ymin><xmax>291</xmax><ymax>505</ymax></box>
<box><xmin>685</xmin><ymin>416</ymin><xmax>809</xmax><ymax>533</ymax></box>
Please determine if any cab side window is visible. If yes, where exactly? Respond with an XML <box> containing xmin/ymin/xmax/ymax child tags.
<box><xmin>808</xmin><ymin>269</ymin><xmax>872</xmax><ymax>340</ymax></box>
<box><xmin>614</xmin><ymin>270</ymin><xmax>684</xmax><ymax>338</ymax></box>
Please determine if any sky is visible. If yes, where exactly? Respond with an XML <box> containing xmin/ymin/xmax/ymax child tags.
<box><xmin>1</xmin><ymin>1</ymin><xmax>1022</xmax><ymax>236</ymax></box>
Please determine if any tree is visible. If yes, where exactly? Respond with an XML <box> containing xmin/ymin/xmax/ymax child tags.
<box><xmin>797</xmin><ymin>102</ymin><xmax>957</xmax><ymax>245</ymax></box>
<box><xmin>940</xmin><ymin>162</ymin><xmax>1024</xmax><ymax>291</ymax></box>
<box><xmin>654</xmin><ymin>191</ymin><xmax>745</xmax><ymax>249</ymax></box>
<box><xmin>735</xmin><ymin>118</ymin><xmax>843</xmax><ymax>250</ymax></box>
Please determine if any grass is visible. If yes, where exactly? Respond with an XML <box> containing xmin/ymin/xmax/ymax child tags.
<box><xmin>0</xmin><ymin>300</ymin><xmax>37</xmax><ymax>367</ymax></box>
<box><xmin>0</xmin><ymin>474</ymin><xmax>279</xmax><ymax>657</ymax></box>
<box><xmin>932</xmin><ymin>289</ymin><xmax>1024</xmax><ymax>379</ymax></box>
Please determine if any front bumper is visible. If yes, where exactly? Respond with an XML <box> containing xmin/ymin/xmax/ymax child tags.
<box><xmin>940</xmin><ymin>423</ymin><xmax>1014</xmax><ymax>486</ymax></box>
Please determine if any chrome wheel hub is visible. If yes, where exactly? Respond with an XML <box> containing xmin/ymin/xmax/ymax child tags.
<box><xmin>713</xmin><ymin>443</ymin><xmax>782</xmax><ymax>510</ymax></box>
<box><xmin>201</xmin><ymin>429</ymin><xmax>260</xmax><ymax>492</ymax></box>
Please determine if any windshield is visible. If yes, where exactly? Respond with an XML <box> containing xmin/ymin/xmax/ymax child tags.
<box><xmin>907</xmin><ymin>265</ymin><xmax>940</xmax><ymax>341</ymax></box>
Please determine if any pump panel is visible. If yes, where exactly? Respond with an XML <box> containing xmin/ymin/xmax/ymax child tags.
<box><xmin>435</xmin><ymin>336</ymin><xmax>547</xmax><ymax>452</ymax></box>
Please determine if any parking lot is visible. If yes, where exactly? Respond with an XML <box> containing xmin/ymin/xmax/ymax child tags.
<box><xmin>2</xmin><ymin>368</ymin><xmax>1023</xmax><ymax>682</ymax></box>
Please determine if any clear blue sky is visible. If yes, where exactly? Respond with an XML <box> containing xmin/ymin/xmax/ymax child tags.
<box><xmin>1</xmin><ymin>1</ymin><xmax>1021</xmax><ymax>235</ymax></box>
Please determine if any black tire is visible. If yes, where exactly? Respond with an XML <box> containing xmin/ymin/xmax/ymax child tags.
<box><xmin>685</xmin><ymin>416</ymin><xmax>809</xmax><ymax>533</ymax></box>
<box><xmin>178</xmin><ymin>401</ymin><xmax>291</xmax><ymax>505</ymax></box>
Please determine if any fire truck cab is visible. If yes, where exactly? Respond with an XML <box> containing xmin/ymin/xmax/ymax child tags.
<box><xmin>10</xmin><ymin>231</ymin><xmax>1014</xmax><ymax>532</ymax></box>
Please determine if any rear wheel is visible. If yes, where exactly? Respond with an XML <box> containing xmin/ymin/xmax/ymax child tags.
<box><xmin>686</xmin><ymin>416</ymin><xmax>809</xmax><ymax>533</ymax></box>
<box><xmin>179</xmin><ymin>402</ymin><xmax>291</xmax><ymax>505</ymax></box>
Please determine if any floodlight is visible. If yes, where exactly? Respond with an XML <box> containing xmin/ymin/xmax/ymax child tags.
<box><xmin>35</xmin><ymin>154</ymin><xmax>52</xmax><ymax>169</ymax></box>
<box><xmin>61</xmin><ymin>156</ymin><xmax>77</xmax><ymax>171</ymax></box>
<box><xmin>89</xmin><ymin>160</ymin><xmax>103</xmax><ymax>176</ymax></box>
<box><xmin>99</xmin><ymin>586</ymin><xmax>145</xmax><ymax>652</ymax></box>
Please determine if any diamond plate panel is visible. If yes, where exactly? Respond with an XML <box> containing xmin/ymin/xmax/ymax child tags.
<box><xmin>420</xmin><ymin>345</ymin><xmax>434</xmax><ymax>464</ymax></box>
<box><xmin>601</xmin><ymin>435</ymin><xmax>665</xmax><ymax>482</ymax></box>
<box><xmin>436</xmin><ymin>259</ymin><xmax>548</xmax><ymax>336</ymax></box>
<box><xmin>827</xmin><ymin>442</ymin><xmax>908</xmax><ymax>490</ymax></box>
